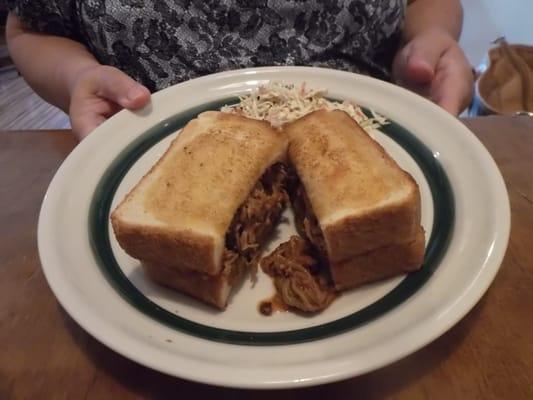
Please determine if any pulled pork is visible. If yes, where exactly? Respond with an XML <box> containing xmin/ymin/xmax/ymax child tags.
<box><xmin>290</xmin><ymin>181</ymin><xmax>328</xmax><ymax>258</ymax></box>
<box><xmin>261</xmin><ymin>236</ymin><xmax>336</xmax><ymax>312</ymax></box>
<box><xmin>259</xmin><ymin>168</ymin><xmax>336</xmax><ymax>313</ymax></box>
<box><xmin>224</xmin><ymin>163</ymin><xmax>289</xmax><ymax>277</ymax></box>
<box><xmin>220</xmin><ymin>249</ymin><xmax>247</xmax><ymax>284</ymax></box>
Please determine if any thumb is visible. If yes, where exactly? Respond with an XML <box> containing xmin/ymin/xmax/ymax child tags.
<box><xmin>395</xmin><ymin>31</ymin><xmax>451</xmax><ymax>86</ymax></box>
<box><xmin>96</xmin><ymin>66</ymin><xmax>151</xmax><ymax>109</ymax></box>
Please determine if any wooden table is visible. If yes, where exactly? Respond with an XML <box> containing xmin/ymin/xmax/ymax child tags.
<box><xmin>1</xmin><ymin>116</ymin><xmax>532</xmax><ymax>399</ymax></box>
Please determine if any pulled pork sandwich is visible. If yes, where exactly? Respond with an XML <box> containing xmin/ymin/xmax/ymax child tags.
<box><xmin>111</xmin><ymin>85</ymin><xmax>425</xmax><ymax>314</ymax></box>
<box><xmin>111</xmin><ymin>111</ymin><xmax>289</xmax><ymax>309</ymax></box>
<box><xmin>261</xmin><ymin>109</ymin><xmax>425</xmax><ymax>313</ymax></box>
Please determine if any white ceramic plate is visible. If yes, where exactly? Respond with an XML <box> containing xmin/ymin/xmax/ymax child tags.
<box><xmin>38</xmin><ymin>67</ymin><xmax>510</xmax><ymax>389</ymax></box>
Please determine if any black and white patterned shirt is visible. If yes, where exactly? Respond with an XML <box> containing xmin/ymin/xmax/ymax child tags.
<box><xmin>9</xmin><ymin>0</ymin><xmax>405</xmax><ymax>92</ymax></box>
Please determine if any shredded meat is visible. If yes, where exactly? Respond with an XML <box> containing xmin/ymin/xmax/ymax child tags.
<box><xmin>291</xmin><ymin>182</ymin><xmax>328</xmax><ymax>257</ymax></box>
<box><xmin>261</xmin><ymin>236</ymin><xmax>336</xmax><ymax>312</ymax></box>
<box><xmin>221</xmin><ymin>249</ymin><xmax>247</xmax><ymax>284</ymax></box>
<box><xmin>259</xmin><ymin>168</ymin><xmax>336</xmax><ymax>313</ymax></box>
<box><xmin>224</xmin><ymin>163</ymin><xmax>289</xmax><ymax>278</ymax></box>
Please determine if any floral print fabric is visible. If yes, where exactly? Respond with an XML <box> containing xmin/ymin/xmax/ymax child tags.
<box><xmin>9</xmin><ymin>0</ymin><xmax>405</xmax><ymax>91</ymax></box>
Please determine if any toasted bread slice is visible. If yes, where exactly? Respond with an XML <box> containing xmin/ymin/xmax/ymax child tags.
<box><xmin>284</xmin><ymin>110</ymin><xmax>422</xmax><ymax>261</ymax></box>
<box><xmin>330</xmin><ymin>227</ymin><xmax>425</xmax><ymax>290</ymax></box>
<box><xmin>111</xmin><ymin>111</ymin><xmax>287</xmax><ymax>276</ymax></box>
<box><xmin>142</xmin><ymin>255</ymin><xmax>246</xmax><ymax>309</ymax></box>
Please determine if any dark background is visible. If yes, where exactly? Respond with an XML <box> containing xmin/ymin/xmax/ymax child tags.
<box><xmin>1</xmin><ymin>0</ymin><xmax>12</xmax><ymax>73</ymax></box>
<box><xmin>0</xmin><ymin>0</ymin><xmax>7</xmax><ymax>25</ymax></box>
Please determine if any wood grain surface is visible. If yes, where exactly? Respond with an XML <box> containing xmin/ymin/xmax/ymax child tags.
<box><xmin>0</xmin><ymin>77</ymin><xmax>70</xmax><ymax>131</ymax></box>
<box><xmin>1</xmin><ymin>118</ymin><xmax>532</xmax><ymax>399</ymax></box>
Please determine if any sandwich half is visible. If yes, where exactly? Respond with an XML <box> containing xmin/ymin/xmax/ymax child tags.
<box><xmin>261</xmin><ymin>110</ymin><xmax>425</xmax><ymax>311</ymax></box>
<box><xmin>111</xmin><ymin>111</ymin><xmax>289</xmax><ymax>309</ymax></box>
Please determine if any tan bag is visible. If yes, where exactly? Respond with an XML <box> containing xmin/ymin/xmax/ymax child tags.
<box><xmin>476</xmin><ymin>38</ymin><xmax>533</xmax><ymax>115</ymax></box>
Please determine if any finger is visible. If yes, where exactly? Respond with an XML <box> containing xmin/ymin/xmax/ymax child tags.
<box><xmin>70</xmin><ymin>98</ymin><xmax>119</xmax><ymax>140</ymax></box>
<box><xmin>435</xmin><ymin>79</ymin><xmax>473</xmax><ymax>115</ymax></box>
<box><xmin>395</xmin><ymin>30</ymin><xmax>453</xmax><ymax>87</ymax></box>
<box><xmin>430</xmin><ymin>47</ymin><xmax>474</xmax><ymax>115</ymax></box>
<box><xmin>73</xmin><ymin>113</ymin><xmax>107</xmax><ymax>140</ymax></box>
<box><xmin>434</xmin><ymin>89</ymin><xmax>463</xmax><ymax>115</ymax></box>
<box><xmin>404</xmin><ymin>55</ymin><xmax>435</xmax><ymax>85</ymax></box>
<box><xmin>100</xmin><ymin>101</ymin><xmax>123</xmax><ymax>118</ymax></box>
<box><xmin>96</xmin><ymin>66</ymin><xmax>151</xmax><ymax>110</ymax></box>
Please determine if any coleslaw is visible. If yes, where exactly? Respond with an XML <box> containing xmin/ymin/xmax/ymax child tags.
<box><xmin>221</xmin><ymin>81</ymin><xmax>388</xmax><ymax>130</ymax></box>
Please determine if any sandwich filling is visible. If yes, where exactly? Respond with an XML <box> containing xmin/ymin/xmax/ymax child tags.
<box><xmin>141</xmin><ymin>162</ymin><xmax>288</xmax><ymax>310</ymax></box>
<box><xmin>261</xmin><ymin>168</ymin><xmax>336</xmax><ymax>313</ymax></box>
<box><xmin>290</xmin><ymin>179</ymin><xmax>328</xmax><ymax>258</ymax></box>
<box><xmin>224</xmin><ymin>162</ymin><xmax>289</xmax><ymax>277</ymax></box>
<box><xmin>261</xmin><ymin>236</ymin><xmax>335</xmax><ymax>313</ymax></box>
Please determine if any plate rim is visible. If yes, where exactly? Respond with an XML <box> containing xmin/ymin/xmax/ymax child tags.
<box><xmin>37</xmin><ymin>66</ymin><xmax>511</xmax><ymax>389</ymax></box>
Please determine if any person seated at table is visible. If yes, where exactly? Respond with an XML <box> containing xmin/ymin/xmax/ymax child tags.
<box><xmin>5</xmin><ymin>0</ymin><xmax>473</xmax><ymax>140</ymax></box>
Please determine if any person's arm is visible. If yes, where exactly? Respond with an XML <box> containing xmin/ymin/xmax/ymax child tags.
<box><xmin>6</xmin><ymin>12</ymin><xmax>99</xmax><ymax>112</ymax></box>
<box><xmin>6</xmin><ymin>12</ymin><xmax>150</xmax><ymax>139</ymax></box>
<box><xmin>393</xmin><ymin>0</ymin><xmax>473</xmax><ymax>115</ymax></box>
<box><xmin>403</xmin><ymin>0</ymin><xmax>463</xmax><ymax>42</ymax></box>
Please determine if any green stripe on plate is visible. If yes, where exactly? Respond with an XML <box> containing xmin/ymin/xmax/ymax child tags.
<box><xmin>89</xmin><ymin>99</ymin><xmax>454</xmax><ymax>345</ymax></box>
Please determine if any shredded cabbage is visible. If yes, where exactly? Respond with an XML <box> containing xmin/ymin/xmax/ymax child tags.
<box><xmin>220</xmin><ymin>82</ymin><xmax>388</xmax><ymax>130</ymax></box>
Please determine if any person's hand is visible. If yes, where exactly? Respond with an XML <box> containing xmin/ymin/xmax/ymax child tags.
<box><xmin>69</xmin><ymin>65</ymin><xmax>151</xmax><ymax>140</ymax></box>
<box><xmin>392</xmin><ymin>28</ymin><xmax>474</xmax><ymax>115</ymax></box>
